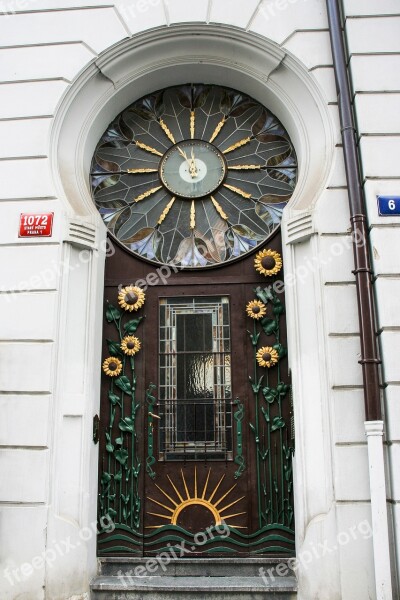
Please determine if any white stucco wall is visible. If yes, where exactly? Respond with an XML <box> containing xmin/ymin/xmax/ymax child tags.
<box><xmin>0</xmin><ymin>1</ymin><xmax>398</xmax><ymax>599</ymax></box>
<box><xmin>342</xmin><ymin>1</ymin><xmax>400</xmax><ymax>594</ymax></box>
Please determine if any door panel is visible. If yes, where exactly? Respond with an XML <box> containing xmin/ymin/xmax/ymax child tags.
<box><xmin>97</xmin><ymin>230</ymin><xmax>295</xmax><ymax>557</ymax></box>
<box><xmin>143</xmin><ymin>286</ymin><xmax>249</xmax><ymax>555</ymax></box>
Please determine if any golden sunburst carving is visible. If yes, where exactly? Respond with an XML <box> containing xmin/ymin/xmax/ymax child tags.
<box><xmin>147</xmin><ymin>468</ymin><xmax>246</xmax><ymax>529</ymax></box>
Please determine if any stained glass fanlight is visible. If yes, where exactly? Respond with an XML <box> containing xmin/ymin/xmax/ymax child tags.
<box><xmin>90</xmin><ymin>84</ymin><xmax>297</xmax><ymax>268</ymax></box>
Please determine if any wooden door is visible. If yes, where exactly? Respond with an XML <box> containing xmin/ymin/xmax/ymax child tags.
<box><xmin>97</xmin><ymin>230</ymin><xmax>295</xmax><ymax>557</ymax></box>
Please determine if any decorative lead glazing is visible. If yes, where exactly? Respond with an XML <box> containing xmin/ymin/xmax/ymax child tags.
<box><xmin>90</xmin><ymin>84</ymin><xmax>297</xmax><ymax>268</ymax></box>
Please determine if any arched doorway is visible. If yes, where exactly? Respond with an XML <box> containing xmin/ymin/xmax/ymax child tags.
<box><xmin>93</xmin><ymin>84</ymin><xmax>296</xmax><ymax>556</ymax></box>
<box><xmin>51</xmin><ymin>24</ymin><xmax>334</xmax><ymax>593</ymax></box>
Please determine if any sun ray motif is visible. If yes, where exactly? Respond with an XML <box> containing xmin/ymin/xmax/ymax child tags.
<box><xmin>201</xmin><ymin>468</ymin><xmax>211</xmax><ymax>499</ymax></box>
<box><xmin>190</xmin><ymin>200</ymin><xmax>196</xmax><ymax>230</ymax></box>
<box><xmin>209</xmin><ymin>117</ymin><xmax>226</xmax><ymax>143</ymax></box>
<box><xmin>210</xmin><ymin>195</ymin><xmax>228</xmax><ymax>221</ymax></box>
<box><xmin>190</xmin><ymin>110</ymin><xmax>195</xmax><ymax>139</ymax></box>
<box><xmin>159</xmin><ymin>119</ymin><xmax>176</xmax><ymax>144</ymax></box>
<box><xmin>228</xmin><ymin>164</ymin><xmax>262</xmax><ymax>171</ymax></box>
<box><xmin>127</xmin><ymin>168</ymin><xmax>158</xmax><ymax>174</ymax></box>
<box><xmin>155</xmin><ymin>482</ymin><xmax>179</xmax><ymax>507</ymax></box>
<box><xmin>146</xmin><ymin>468</ymin><xmax>245</xmax><ymax>529</ymax></box>
<box><xmin>134</xmin><ymin>186</ymin><xmax>162</xmax><ymax>203</ymax></box>
<box><xmin>181</xmin><ymin>469</ymin><xmax>191</xmax><ymax>499</ymax></box>
<box><xmin>147</xmin><ymin>497</ymin><xmax>174</xmax><ymax>513</ymax></box>
<box><xmin>223</xmin><ymin>183</ymin><xmax>252</xmax><ymax>199</ymax></box>
<box><xmin>222</xmin><ymin>137</ymin><xmax>251</xmax><ymax>154</ymax></box>
<box><xmin>166</xmin><ymin>475</ymin><xmax>184</xmax><ymax>503</ymax></box>
<box><xmin>208</xmin><ymin>474</ymin><xmax>225</xmax><ymax>503</ymax></box>
<box><xmin>91</xmin><ymin>85</ymin><xmax>298</xmax><ymax>268</ymax></box>
<box><xmin>157</xmin><ymin>197</ymin><xmax>176</xmax><ymax>226</ymax></box>
<box><xmin>135</xmin><ymin>140</ymin><xmax>163</xmax><ymax>157</ymax></box>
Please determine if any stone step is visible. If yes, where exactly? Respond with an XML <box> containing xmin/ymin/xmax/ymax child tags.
<box><xmin>90</xmin><ymin>574</ymin><xmax>297</xmax><ymax>600</ymax></box>
<box><xmin>100</xmin><ymin>556</ymin><xmax>295</xmax><ymax>578</ymax></box>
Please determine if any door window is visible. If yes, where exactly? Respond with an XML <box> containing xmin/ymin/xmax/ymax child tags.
<box><xmin>159</xmin><ymin>296</ymin><xmax>232</xmax><ymax>460</ymax></box>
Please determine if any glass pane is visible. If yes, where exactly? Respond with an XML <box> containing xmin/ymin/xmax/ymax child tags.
<box><xmin>91</xmin><ymin>85</ymin><xmax>297</xmax><ymax>268</ymax></box>
<box><xmin>159</xmin><ymin>296</ymin><xmax>232</xmax><ymax>460</ymax></box>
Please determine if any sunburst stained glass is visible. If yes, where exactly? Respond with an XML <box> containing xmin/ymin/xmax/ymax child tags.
<box><xmin>90</xmin><ymin>84</ymin><xmax>297</xmax><ymax>268</ymax></box>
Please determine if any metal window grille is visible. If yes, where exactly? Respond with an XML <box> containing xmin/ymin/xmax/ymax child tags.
<box><xmin>159</xmin><ymin>297</ymin><xmax>233</xmax><ymax>460</ymax></box>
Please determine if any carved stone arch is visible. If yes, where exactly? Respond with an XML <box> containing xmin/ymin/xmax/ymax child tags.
<box><xmin>51</xmin><ymin>25</ymin><xmax>334</xmax><ymax>218</ymax></box>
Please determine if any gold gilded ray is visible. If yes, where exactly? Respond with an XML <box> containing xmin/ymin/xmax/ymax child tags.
<box><xmin>127</xmin><ymin>168</ymin><xmax>158</xmax><ymax>174</ymax></box>
<box><xmin>209</xmin><ymin>117</ymin><xmax>226</xmax><ymax>144</ymax></box>
<box><xmin>157</xmin><ymin>197</ymin><xmax>176</xmax><ymax>225</ymax></box>
<box><xmin>134</xmin><ymin>186</ymin><xmax>162</xmax><ymax>203</ymax></box>
<box><xmin>222</xmin><ymin>137</ymin><xmax>251</xmax><ymax>154</ymax></box>
<box><xmin>159</xmin><ymin>119</ymin><xmax>176</xmax><ymax>144</ymax></box>
<box><xmin>223</xmin><ymin>183</ymin><xmax>252</xmax><ymax>199</ymax></box>
<box><xmin>135</xmin><ymin>140</ymin><xmax>163</xmax><ymax>157</ymax></box>
<box><xmin>190</xmin><ymin>111</ymin><xmax>195</xmax><ymax>139</ymax></box>
<box><xmin>210</xmin><ymin>195</ymin><xmax>228</xmax><ymax>221</ymax></box>
<box><xmin>228</xmin><ymin>164</ymin><xmax>262</xmax><ymax>171</ymax></box>
<box><xmin>146</xmin><ymin>468</ymin><xmax>245</xmax><ymax>529</ymax></box>
<box><xmin>190</xmin><ymin>200</ymin><xmax>196</xmax><ymax>230</ymax></box>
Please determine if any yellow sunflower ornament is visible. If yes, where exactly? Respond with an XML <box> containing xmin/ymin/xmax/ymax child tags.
<box><xmin>118</xmin><ymin>285</ymin><xmax>145</xmax><ymax>312</ymax></box>
<box><xmin>121</xmin><ymin>335</ymin><xmax>141</xmax><ymax>356</ymax></box>
<box><xmin>102</xmin><ymin>356</ymin><xmax>123</xmax><ymax>377</ymax></box>
<box><xmin>246</xmin><ymin>300</ymin><xmax>267</xmax><ymax>320</ymax></box>
<box><xmin>256</xmin><ymin>346</ymin><xmax>279</xmax><ymax>368</ymax></box>
<box><xmin>254</xmin><ymin>249</ymin><xmax>282</xmax><ymax>277</ymax></box>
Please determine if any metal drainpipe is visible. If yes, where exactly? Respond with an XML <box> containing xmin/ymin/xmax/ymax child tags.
<box><xmin>326</xmin><ymin>1</ymin><xmax>393</xmax><ymax>598</ymax></box>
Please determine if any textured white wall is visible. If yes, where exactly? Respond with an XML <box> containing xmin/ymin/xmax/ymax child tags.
<box><xmin>343</xmin><ymin>0</ymin><xmax>400</xmax><ymax>594</ymax></box>
<box><xmin>0</xmin><ymin>1</ymin><xmax>397</xmax><ymax>599</ymax></box>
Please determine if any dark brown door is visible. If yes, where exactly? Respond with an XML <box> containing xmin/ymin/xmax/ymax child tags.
<box><xmin>97</xmin><ymin>230</ymin><xmax>295</xmax><ymax>557</ymax></box>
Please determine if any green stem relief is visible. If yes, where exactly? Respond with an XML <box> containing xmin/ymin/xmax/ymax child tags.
<box><xmin>248</xmin><ymin>283</ymin><xmax>294</xmax><ymax>530</ymax></box>
<box><xmin>100</xmin><ymin>302</ymin><xmax>145</xmax><ymax>532</ymax></box>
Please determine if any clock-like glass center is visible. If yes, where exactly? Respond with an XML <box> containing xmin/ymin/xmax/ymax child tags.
<box><xmin>160</xmin><ymin>140</ymin><xmax>226</xmax><ymax>199</ymax></box>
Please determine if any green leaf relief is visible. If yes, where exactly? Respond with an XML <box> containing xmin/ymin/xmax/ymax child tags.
<box><xmin>124</xmin><ymin>316</ymin><xmax>144</xmax><ymax>334</ymax></box>
<box><xmin>262</xmin><ymin>386</ymin><xmax>278</xmax><ymax>404</ymax></box>
<box><xmin>105</xmin><ymin>303</ymin><xmax>121</xmax><ymax>323</ymax></box>
<box><xmin>114</xmin><ymin>470</ymin><xmax>123</xmax><ymax>482</ymax></box>
<box><xmin>106</xmin><ymin>339</ymin><xmax>123</xmax><ymax>357</ymax></box>
<box><xmin>119</xmin><ymin>417</ymin><xmax>134</xmax><ymax>433</ymax></box>
<box><xmin>254</xmin><ymin>286</ymin><xmax>273</xmax><ymax>305</ymax></box>
<box><xmin>247</xmin><ymin>329</ymin><xmax>261</xmax><ymax>346</ymax></box>
<box><xmin>115</xmin><ymin>375</ymin><xmax>132</xmax><ymax>394</ymax></box>
<box><xmin>271</xmin><ymin>416</ymin><xmax>285</xmax><ymax>432</ymax></box>
<box><xmin>260</xmin><ymin>317</ymin><xmax>278</xmax><ymax>336</ymax></box>
<box><xmin>101</xmin><ymin>472</ymin><xmax>112</xmax><ymax>485</ymax></box>
<box><xmin>251</xmin><ymin>375</ymin><xmax>264</xmax><ymax>394</ymax></box>
<box><xmin>115</xmin><ymin>448</ymin><xmax>129</xmax><ymax>465</ymax></box>
<box><xmin>108</xmin><ymin>392</ymin><xmax>121</xmax><ymax>406</ymax></box>
<box><xmin>273</xmin><ymin>343</ymin><xmax>287</xmax><ymax>358</ymax></box>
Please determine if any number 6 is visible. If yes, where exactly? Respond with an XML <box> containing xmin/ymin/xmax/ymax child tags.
<box><xmin>388</xmin><ymin>199</ymin><xmax>396</xmax><ymax>210</ymax></box>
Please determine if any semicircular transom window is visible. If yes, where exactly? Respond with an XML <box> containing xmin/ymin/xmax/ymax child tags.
<box><xmin>90</xmin><ymin>84</ymin><xmax>297</xmax><ymax>268</ymax></box>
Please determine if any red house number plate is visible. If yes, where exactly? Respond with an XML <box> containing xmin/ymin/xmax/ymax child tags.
<box><xmin>19</xmin><ymin>213</ymin><xmax>54</xmax><ymax>237</ymax></box>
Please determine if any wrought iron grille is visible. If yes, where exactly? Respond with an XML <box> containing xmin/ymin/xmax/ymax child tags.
<box><xmin>159</xmin><ymin>296</ymin><xmax>232</xmax><ymax>460</ymax></box>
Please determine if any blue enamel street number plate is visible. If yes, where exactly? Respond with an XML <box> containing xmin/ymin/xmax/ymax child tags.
<box><xmin>377</xmin><ymin>195</ymin><xmax>400</xmax><ymax>216</ymax></box>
